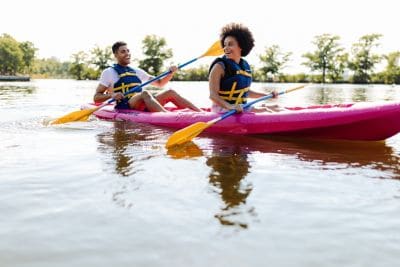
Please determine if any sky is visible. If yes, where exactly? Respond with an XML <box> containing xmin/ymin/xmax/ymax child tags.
<box><xmin>1</xmin><ymin>0</ymin><xmax>399</xmax><ymax>73</ymax></box>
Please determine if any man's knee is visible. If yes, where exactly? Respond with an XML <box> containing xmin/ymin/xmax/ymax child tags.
<box><xmin>140</xmin><ymin>90</ymin><xmax>152</xmax><ymax>100</ymax></box>
<box><xmin>163</xmin><ymin>89</ymin><xmax>177</xmax><ymax>96</ymax></box>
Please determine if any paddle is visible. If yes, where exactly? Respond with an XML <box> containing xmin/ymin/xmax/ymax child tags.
<box><xmin>165</xmin><ymin>84</ymin><xmax>308</xmax><ymax>148</ymax></box>
<box><xmin>50</xmin><ymin>40</ymin><xmax>224</xmax><ymax>125</ymax></box>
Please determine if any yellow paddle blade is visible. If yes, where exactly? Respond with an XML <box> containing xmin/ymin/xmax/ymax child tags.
<box><xmin>166</xmin><ymin>122</ymin><xmax>211</xmax><ymax>148</ymax></box>
<box><xmin>200</xmin><ymin>40</ymin><xmax>224</xmax><ymax>58</ymax></box>
<box><xmin>50</xmin><ymin>108</ymin><xmax>96</xmax><ymax>125</ymax></box>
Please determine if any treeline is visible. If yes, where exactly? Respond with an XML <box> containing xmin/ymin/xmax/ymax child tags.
<box><xmin>0</xmin><ymin>34</ymin><xmax>36</xmax><ymax>75</ymax></box>
<box><xmin>1</xmin><ymin>33</ymin><xmax>399</xmax><ymax>84</ymax></box>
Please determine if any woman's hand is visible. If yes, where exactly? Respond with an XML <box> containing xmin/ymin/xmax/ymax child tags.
<box><xmin>229</xmin><ymin>104</ymin><xmax>243</xmax><ymax>113</ymax></box>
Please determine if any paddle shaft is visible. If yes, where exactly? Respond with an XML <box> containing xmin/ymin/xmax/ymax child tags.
<box><xmin>214</xmin><ymin>84</ymin><xmax>307</xmax><ymax>123</ymax></box>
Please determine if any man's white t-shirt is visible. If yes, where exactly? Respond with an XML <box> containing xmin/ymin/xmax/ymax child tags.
<box><xmin>99</xmin><ymin>66</ymin><xmax>152</xmax><ymax>88</ymax></box>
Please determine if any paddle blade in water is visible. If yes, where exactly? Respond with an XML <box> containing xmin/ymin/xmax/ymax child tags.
<box><xmin>201</xmin><ymin>40</ymin><xmax>224</xmax><ymax>57</ymax></box>
<box><xmin>166</xmin><ymin>122</ymin><xmax>210</xmax><ymax>148</ymax></box>
<box><xmin>50</xmin><ymin>108</ymin><xmax>95</xmax><ymax>125</ymax></box>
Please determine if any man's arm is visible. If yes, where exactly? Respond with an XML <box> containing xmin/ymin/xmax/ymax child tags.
<box><xmin>93</xmin><ymin>84</ymin><xmax>124</xmax><ymax>103</ymax></box>
<box><xmin>93</xmin><ymin>68</ymin><xmax>124</xmax><ymax>103</ymax></box>
<box><xmin>93</xmin><ymin>83</ymin><xmax>112</xmax><ymax>103</ymax></box>
<box><xmin>150</xmin><ymin>66</ymin><xmax>178</xmax><ymax>88</ymax></box>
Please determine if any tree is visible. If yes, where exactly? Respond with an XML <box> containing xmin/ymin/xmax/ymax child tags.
<box><xmin>0</xmin><ymin>33</ymin><xmax>23</xmax><ymax>75</ymax></box>
<box><xmin>33</xmin><ymin>57</ymin><xmax>72</xmax><ymax>78</ymax></box>
<box><xmin>328</xmin><ymin>53</ymin><xmax>349</xmax><ymax>82</ymax></box>
<box><xmin>19</xmin><ymin>41</ymin><xmax>37</xmax><ymax>74</ymax></box>
<box><xmin>348</xmin><ymin>34</ymin><xmax>382</xmax><ymax>83</ymax></box>
<box><xmin>90</xmin><ymin>45</ymin><xmax>112</xmax><ymax>72</ymax></box>
<box><xmin>383</xmin><ymin>51</ymin><xmax>400</xmax><ymax>84</ymax></box>
<box><xmin>302</xmin><ymin>34</ymin><xmax>345</xmax><ymax>83</ymax></box>
<box><xmin>138</xmin><ymin>35</ymin><xmax>173</xmax><ymax>75</ymax></box>
<box><xmin>259</xmin><ymin>45</ymin><xmax>291</xmax><ymax>81</ymax></box>
<box><xmin>69</xmin><ymin>51</ymin><xmax>88</xmax><ymax>80</ymax></box>
<box><xmin>175</xmin><ymin>65</ymin><xmax>209</xmax><ymax>81</ymax></box>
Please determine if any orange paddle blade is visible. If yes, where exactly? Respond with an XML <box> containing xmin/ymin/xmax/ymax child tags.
<box><xmin>200</xmin><ymin>40</ymin><xmax>224</xmax><ymax>58</ymax></box>
<box><xmin>166</xmin><ymin>121</ymin><xmax>211</xmax><ymax>148</ymax></box>
<box><xmin>50</xmin><ymin>107</ymin><xmax>98</xmax><ymax>125</ymax></box>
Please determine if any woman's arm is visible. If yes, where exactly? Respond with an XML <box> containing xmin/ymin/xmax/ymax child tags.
<box><xmin>248</xmin><ymin>88</ymin><xmax>278</xmax><ymax>98</ymax></box>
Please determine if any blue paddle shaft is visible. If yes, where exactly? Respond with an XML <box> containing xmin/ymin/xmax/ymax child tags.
<box><xmin>106</xmin><ymin>58</ymin><xmax>199</xmax><ymax>104</ymax></box>
<box><xmin>219</xmin><ymin>91</ymin><xmax>277</xmax><ymax>120</ymax></box>
<box><xmin>217</xmin><ymin>85</ymin><xmax>307</xmax><ymax>122</ymax></box>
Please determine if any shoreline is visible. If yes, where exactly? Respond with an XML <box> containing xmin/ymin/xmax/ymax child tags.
<box><xmin>0</xmin><ymin>75</ymin><xmax>30</xmax><ymax>81</ymax></box>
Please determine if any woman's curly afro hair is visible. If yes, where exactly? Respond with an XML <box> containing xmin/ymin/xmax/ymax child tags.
<box><xmin>220</xmin><ymin>23</ymin><xmax>255</xmax><ymax>57</ymax></box>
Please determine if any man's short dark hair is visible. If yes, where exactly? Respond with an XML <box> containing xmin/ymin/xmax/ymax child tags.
<box><xmin>112</xmin><ymin>41</ymin><xmax>127</xmax><ymax>54</ymax></box>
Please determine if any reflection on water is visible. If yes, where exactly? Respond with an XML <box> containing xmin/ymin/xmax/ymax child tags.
<box><xmin>96</xmin><ymin>121</ymin><xmax>167</xmax><ymax>208</ymax></box>
<box><xmin>382</xmin><ymin>86</ymin><xmax>399</xmax><ymax>101</ymax></box>
<box><xmin>305</xmin><ymin>84</ymin><xmax>400</xmax><ymax>104</ymax></box>
<box><xmin>352</xmin><ymin>87</ymin><xmax>368</xmax><ymax>102</ymax></box>
<box><xmin>310</xmin><ymin>86</ymin><xmax>346</xmax><ymax>104</ymax></box>
<box><xmin>96</xmin><ymin>121</ymin><xmax>163</xmax><ymax>177</ymax></box>
<box><xmin>167</xmin><ymin>142</ymin><xmax>204</xmax><ymax>159</ymax></box>
<box><xmin>203</xmin><ymin>134</ymin><xmax>400</xmax><ymax>180</ymax></box>
<box><xmin>201</xmin><ymin>133</ymin><xmax>400</xmax><ymax>228</ymax></box>
<box><xmin>206</xmin><ymin>144</ymin><xmax>255</xmax><ymax>229</ymax></box>
<box><xmin>168</xmin><ymin>140</ymin><xmax>256</xmax><ymax>229</ymax></box>
<box><xmin>0</xmin><ymin>83</ymin><xmax>36</xmax><ymax>101</ymax></box>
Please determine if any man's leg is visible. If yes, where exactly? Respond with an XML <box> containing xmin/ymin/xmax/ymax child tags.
<box><xmin>155</xmin><ymin>89</ymin><xmax>201</xmax><ymax>111</ymax></box>
<box><xmin>128</xmin><ymin>91</ymin><xmax>167</xmax><ymax>112</ymax></box>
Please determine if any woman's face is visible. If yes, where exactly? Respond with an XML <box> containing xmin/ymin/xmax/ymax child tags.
<box><xmin>223</xmin><ymin>36</ymin><xmax>242</xmax><ymax>61</ymax></box>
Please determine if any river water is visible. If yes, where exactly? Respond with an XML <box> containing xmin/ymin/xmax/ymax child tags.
<box><xmin>1</xmin><ymin>79</ymin><xmax>400</xmax><ymax>267</ymax></box>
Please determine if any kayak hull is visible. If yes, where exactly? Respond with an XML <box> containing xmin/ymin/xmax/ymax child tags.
<box><xmin>81</xmin><ymin>101</ymin><xmax>400</xmax><ymax>141</ymax></box>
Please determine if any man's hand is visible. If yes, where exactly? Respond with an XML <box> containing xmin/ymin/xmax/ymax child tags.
<box><xmin>271</xmin><ymin>90</ymin><xmax>279</xmax><ymax>98</ymax></box>
<box><xmin>168</xmin><ymin>65</ymin><xmax>178</xmax><ymax>74</ymax></box>
<box><xmin>112</xmin><ymin>92</ymin><xmax>124</xmax><ymax>101</ymax></box>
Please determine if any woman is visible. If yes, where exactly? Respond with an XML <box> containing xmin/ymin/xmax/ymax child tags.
<box><xmin>209</xmin><ymin>23</ymin><xmax>281</xmax><ymax>113</ymax></box>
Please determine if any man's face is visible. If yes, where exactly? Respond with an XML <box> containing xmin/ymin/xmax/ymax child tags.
<box><xmin>114</xmin><ymin>45</ymin><xmax>131</xmax><ymax>66</ymax></box>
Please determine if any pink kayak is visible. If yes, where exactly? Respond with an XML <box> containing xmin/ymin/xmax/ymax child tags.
<box><xmin>81</xmin><ymin>101</ymin><xmax>400</xmax><ymax>141</ymax></box>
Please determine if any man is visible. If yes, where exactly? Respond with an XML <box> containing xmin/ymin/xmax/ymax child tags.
<box><xmin>94</xmin><ymin>41</ymin><xmax>201</xmax><ymax>112</ymax></box>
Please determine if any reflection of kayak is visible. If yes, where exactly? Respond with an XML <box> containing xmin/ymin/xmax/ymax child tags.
<box><xmin>82</xmin><ymin>101</ymin><xmax>400</xmax><ymax>141</ymax></box>
<box><xmin>198</xmin><ymin>134</ymin><xmax>400</xmax><ymax>178</ymax></box>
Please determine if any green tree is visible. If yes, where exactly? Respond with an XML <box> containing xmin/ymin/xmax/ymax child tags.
<box><xmin>302</xmin><ymin>34</ymin><xmax>344</xmax><ymax>83</ymax></box>
<box><xmin>175</xmin><ymin>65</ymin><xmax>209</xmax><ymax>81</ymax></box>
<box><xmin>348</xmin><ymin>33</ymin><xmax>382</xmax><ymax>84</ymax></box>
<box><xmin>33</xmin><ymin>57</ymin><xmax>71</xmax><ymax>78</ymax></box>
<box><xmin>138</xmin><ymin>35</ymin><xmax>173</xmax><ymax>75</ymax></box>
<box><xmin>383</xmin><ymin>51</ymin><xmax>400</xmax><ymax>84</ymax></box>
<box><xmin>0</xmin><ymin>33</ymin><xmax>23</xmax><ymax>75</ymax></box>
<box><xmin>90</xmin><ymin>45</ymin><xmax>112</xmax><ymax>72</ymax></box>
<box><xmin>69</xmin><ymin>51</ymin><xmax>88</xmax><ymax>80</ymax></box>
<box><xmin>328</xmin><ymin>53</ymin><xmax>349</xmax><ymax>82</ymax></box>
<box><xmin>259</xmin><ymin>45</ymin><xmax>291</xmax><ymax>82</ymax></box>
<box><xmin>19</xmin><ymin>41</ymin><xmax>37</xmax><ymax>74</ymax></box>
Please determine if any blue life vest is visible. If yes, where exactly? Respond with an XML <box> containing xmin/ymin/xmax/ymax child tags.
<box><xmin>209</xmin><ymin>56</ymin><xmax>252</xmax><ymax>104</ymax></box>
<box><xmin>112</xmin><ymin>64</ymin><xmax>142</xmax><ymax>99</ymax></box>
